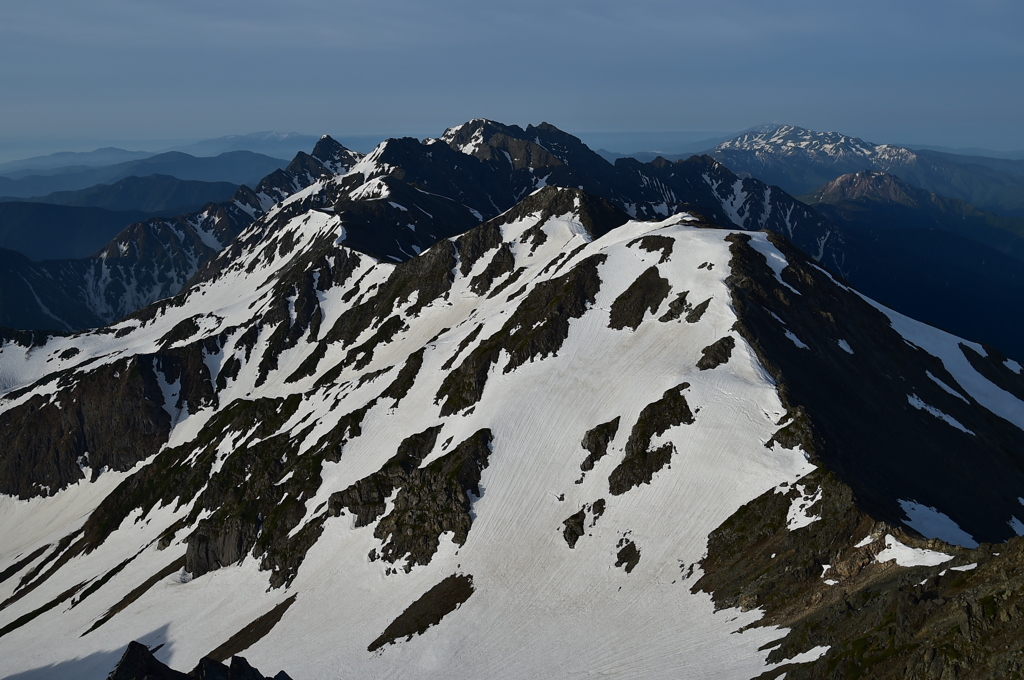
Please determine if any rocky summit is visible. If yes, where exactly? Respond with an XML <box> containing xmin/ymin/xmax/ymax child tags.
<box><xmin>1</xmin><ymin>121</ymin><xmax>1023</xmax><ymax>680</ymax></box>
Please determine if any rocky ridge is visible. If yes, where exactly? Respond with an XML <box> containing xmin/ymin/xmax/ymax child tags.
<box><xmin>0</xmin><ymin>132</ymin><xmax>1022</xmax><ymax>678</ymax></box>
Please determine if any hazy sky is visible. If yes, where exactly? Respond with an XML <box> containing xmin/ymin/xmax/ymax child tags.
<box><xmin>1</xmin><ymin>0</ymin><xmax>1022</xmax><ymax>155</ymax></box>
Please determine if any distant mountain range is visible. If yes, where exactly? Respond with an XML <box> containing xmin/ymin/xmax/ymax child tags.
<box><xmin>2</xmin><ymin>120</ymin><xmax>1023</xmax><ymax>364</ymax></box>
<box><xmin>4</xmin><ymin>121</ymin><xmax>1024</xmax><ymax>678</ymax></box>
<box><xmin>0</xmin><ymin>121</ymin><xmax>844</xmax><ymax>333</ymax></box>
<box><xmin>6</xmin><ymin>175</ymin><xmax>239</xmax><ymax>216</ymax></box>
<box><xmin>705</xmin><ymin>124</ymin><xmax>1024</xmax><ymax>217</ymax></box>
<box><xmin>801</xmin><ymin>170</ymin><xmax>1024</xmax><ymax>359</ymax></box>
<box><xmin>163</xmin><ymin>131</ymin><xmax>320</xmax><ymax>159</ymax></box>
<box><xmin>0</xmin><ymin>203</ymin><xmax>151</xmax><ymax>261</ymax></box>
<box><xmin>0</xmin><ymin>150</ymin><xmax>287</xmax><ymax>198</ymax></box>
<box><xmin>0</xmin><ymin>147</ymin><xmax>155</xmax><ymax>175</ymax></box>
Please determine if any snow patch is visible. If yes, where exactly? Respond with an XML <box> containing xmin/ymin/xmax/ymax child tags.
<box><xmin>926</xmin><ymin>371</ymin><xmax>969</xmax><ymax>403</ymax></box>
<box><xmin>786</xmin><ymin>485</ymin><xmax>823</xmax><ymax>530</ymax></box>
<box><xmin>784</xmin><ymin>330</ymin><xmax>809</xmax><ymax>350</ymax></box>
<box><xmin>898</xmin><ymin>499</ymin><xmax>979</xmax><ymax>548</ymax></box>
<box><xmin>875</xmin><ymin>535</ymin><xmax>953</xmax><ymax>567</ymax></box>
<box><xmin>747</xmin><ymin>235</ymin><xmax>801</xmax><ymax>296</ymax></box>
<box><xmin>907</xmin><ymin>394</ymin><xmax>973</xmax><ymax>435</ymax></box>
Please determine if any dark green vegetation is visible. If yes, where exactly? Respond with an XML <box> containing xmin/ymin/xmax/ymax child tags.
<box><xmin>367</xmin><ymin>574</ymin><xmax>475</xmax><ymax>652</ymax></box>
<box><xmin>608</xmin><ymin>384</ymin><xmax>695</xmax><ymax>496</ymax></box>
<box><xmin>695</xmin><ymin>469</ymin><xmax>1024</xmax><ymax>679</ymax></box>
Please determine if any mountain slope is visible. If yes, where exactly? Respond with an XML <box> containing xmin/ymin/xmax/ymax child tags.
<box><xmin>9</xmin><ymin>175</ymin><xmax>239</xmax><ymax>215</ymax></box>
<box><xmin>1</xmin><ymin>186</ymin><xmax>1022</xmax><ymax>679</ymax></box>
<box><xmin>708</xmin><ymin>125</ymin><xmax>1024</xmax><ymax>217</ymax></box>
<box><xmin>0</xmin><ymin>121</ymin><xmax>852</xmax><ymax>333</ymax></box>
<box><xmin>0</xmin><ymin>151</ymin><xmax>288</xmax><ymax>199</ymax></box>
<box><xmin>800</xmin><ymin>171</ymin><xmax>1024</xmax><ymax>359</ymax></box>
<box><xmin>0</xmin><ymin>138</ymin><xmax>362</xmax><ymax>331</ymax></box>
<box><xmin>0</xmin><ymin>203</ymin><xmax>151</xmax><ymax>261</ymax></box>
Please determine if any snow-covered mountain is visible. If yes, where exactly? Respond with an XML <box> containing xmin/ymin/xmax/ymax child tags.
<box><xmin>0</xmin><ymin>121</ymin><xmax>847</xmax><ymax>333</ymax></box>
<box><xmin>0</xmin><ymin>138</ymin><xmax>362</xmax><ymax>331</ymax></box>
<box><xmin>709</xmin><ymin>124</ymin><xmax>1024</xmax><ymax>217</ymax></box>
<box><xmin>1</xmin><ymin>168</ymin><xmax>1024</xmax><ymax>679</ymax></box>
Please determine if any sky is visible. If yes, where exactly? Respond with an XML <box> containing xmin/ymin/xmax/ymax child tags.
<box><xmin>1</xmin><ymin>0</ymin><xmax>1022</xmax><ymax>159</ymax></box>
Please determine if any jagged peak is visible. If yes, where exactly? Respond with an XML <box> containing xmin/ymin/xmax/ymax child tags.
<box><xmin>310</xmin><ymin>135</ymin><xmax>361</xmax><ymax>175</ymax></box>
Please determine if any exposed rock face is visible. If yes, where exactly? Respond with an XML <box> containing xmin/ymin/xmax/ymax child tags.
<box><xmin>0</xmin><ymin>356</ymin><xmax>171</xmax><ymax>498</ymax></box>
<box><xmin>725</xmin><ymin>231</ymin><xmax>1024</xmax><ymax>544</ymax></box>
<box><xmin>695</xmin><ymin>468</ymin><xmax>1024</xmax><ymax>680</ymax></box>
<box><xmin>608</xmin><ymin>383</ymin><xmax>695</xmax><ymax>496</ymax></box>
<box><xmin>367</xmin><ymin>574</ymin><xmax>475</xmax><ymax>652</ymax></box>
<box><xmin>2</xmin><ymin>168</ymin><xmax>1024</xmax><ymax>680</ymax></box>
<box><xmin>107</xmin><ymin>640</ymin><xmax>291</xmax><ymax>680</ymax></box>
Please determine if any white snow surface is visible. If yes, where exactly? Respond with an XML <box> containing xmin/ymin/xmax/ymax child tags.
<box><xmin>898</xmin><ymin>499</ymin><xmax>979</xmax><ymax>549</ymax></box>
<box><xmin>864</xmin><ymin>299</ymin><xmax>1024</xmax><ymax>432</ymax></box>
<box><xmin>907</xmin><ymin>394</ymin><xmax>974</xmax><ymax>435</ymax></box>
<box><xmin>874</xmin><ymin>535</ymin><xmax>953</xmax><ymax>568</ymax></box>
<box><xmin>786</xmin><ymin>484</ymin><xmax>823</xmax><ymax>530</ymax></box>
<box><xmin>0</xmin><ymin>211</ymin><xmax>821</xmax><ymax>679</ymax></box>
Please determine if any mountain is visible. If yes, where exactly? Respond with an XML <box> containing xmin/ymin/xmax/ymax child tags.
<box><xmin>0</xmin><ymin>139</ymin><xmax>362</xmax><ymax>331</ymax></box>
<box><xmin>797</xmin><ymin>171</ymin><xmax>1024</xmax><ymax>360</ymax></box>
<box><xmin>166</xmin><ymin>132</ymin><xmax>318</xmax><ymax>160</ymax></box>
<box><xmin>0</xmin><ymin>122</ymin><xmax>847</xmax><ymax>333</ymax></box>
<box><xmin>6</xmin><ymin>175</ymin><xmax>240</xmax><ymax>215</ymax></box>
<box><xmin>707</xmin><ymin>124</ymin><xmax>1024</xmax><ymax>217</ymax></box>
<box><xmin>0</xmin><ymin>203</ymin><xmax>151</xmax><ymax>261</ymax></box>
<box><xmin>0</xmin><ymin>148</ymin><xmax>154</xmax><ymax>176</ymax></box>
<box><xmin>804</xmin><ymin>170</ymin><xmax>1024</xmax><ymax>256</ymax></box>
<box><xmin>6</xmin><ymin>117</ymin><xmax>1024</xmax><ymax>373</ymax></box>
<box><xmin>0</xmin><ymin>151</ymin><xmax>288</xmax><ymax>199</ymax></box>
<box><xmin>1</xmin><ymin>184</ymin><xmax>1023</xmax><ymax>679</ymax></box>
<box><xmin>908</xmin><ymin>144</ymin><xmax>1024</xmax><ymax>162</ymax></box>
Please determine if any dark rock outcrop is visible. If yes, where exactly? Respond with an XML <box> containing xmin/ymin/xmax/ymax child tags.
<box><xmin>106</xmin><ymin>640</ymin><xmax>292</xmax><ymax>680</ymax></box>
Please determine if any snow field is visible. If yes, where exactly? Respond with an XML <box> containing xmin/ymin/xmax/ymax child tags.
<box><xmin>1</xmin><ymin>211</ymin><xmax>831</xmax><ymax>679</ymax></box>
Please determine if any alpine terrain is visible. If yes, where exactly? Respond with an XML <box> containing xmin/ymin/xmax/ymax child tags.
<box><xmin>0</xmin><ymin>121</ymin><xmax>1023</xmax><ymax>680</ymax></box>
<box><xmin>707</xmin><ymin>124</ymin><xmax>1024</xmax><ymax>217</ymax></box>
<box><xmin>0</xmin><ymin>120</ymin><xmax>845</xmax><ymax>333</ymax></box>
